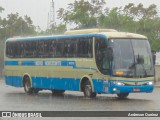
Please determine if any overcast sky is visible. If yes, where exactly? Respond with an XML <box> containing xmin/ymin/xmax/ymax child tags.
<box><xmin>0</xmin><ymin>0</ymin><xmax>160</xmax><ymax>30</ymax></box>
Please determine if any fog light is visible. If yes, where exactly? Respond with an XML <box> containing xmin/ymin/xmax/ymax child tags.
<box><xmin>113</xmin><ymin>88</ymin><xmax>117</xmax><ymax>91</ymax></box>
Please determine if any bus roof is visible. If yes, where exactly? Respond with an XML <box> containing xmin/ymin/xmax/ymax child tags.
<box><xmin>65</xmin><ymin>29</ymin><xmax>147</xmax><ymax>39</ymax></box>
<box><xmin>6</xmin><ymin>29</ymin><xmax>147</xmax><ymax>42</ymax></box>
<box><xmin>103</xmin><ymin>32</ymin><xmax>147</xmax><ymax>39</ymax></box>
<box><xmin>64</xmin><ymin>29</ymin><xmax>118</xmax><ymax>35</ymax></box>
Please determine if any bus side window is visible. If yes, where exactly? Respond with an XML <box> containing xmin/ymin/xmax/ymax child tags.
<box><xmin>14</xmin><ymin>42</ymin><xmax>18</xmax><ymax>58</ymax></box>
<box><xmin>88</xmin><ymin>37</ymin><xmax>93</xmax><ymax>58</ymax></box>
<box><xmin>72</xmin><ymin>39</ymin><xmax>78</xmax><ymax>58</ymax></box>
<box><xmin>43</xmin><ymin>41</ymin><xmax>49</xmax><ymax>58</ymax></box>
<box><xmin>32</xmin><ymin>41</ymin><xmax>37</xmax><ymax>58</ymax></box>
<box><xmin>64</xmin><ymin>39</ymin><xmax>70</xmax><ymax>58</ymax></box>
<box><xmin>6</xmin><ymin>42</ymin><xmax>12</xmax><ymax>58</ymax></box>
<box><xmin>46</xmin><ymin>40</ymin><xmax>53</xmax><ymax>58</ymax></box>
<box><xmin>35</xmin><ymin>40</ymin><xmax>45</xmax><ymax>58</ymax></box>
<box><xmin>64</xmin><ymin>39</ymin><xmax>78</xmax><ymax>58</ymax></box>
<box><xmin>51</xmin><ymin>40</ymin><xmax>56</xmax><ymax>58</ymax></box>
<box><xmin>54</xmin><ymin>39</ymin><xmax>64</xmax><ymax>58</ymax></box>
<box><xmin>77</xmin><ymin>37</ymin><xmax>93</xmax><ymax>58</ymax></box>
<box><xmin>77</xmin><ymin>38</ymin><xmax>84</xmax><ymax>57</ymax></box>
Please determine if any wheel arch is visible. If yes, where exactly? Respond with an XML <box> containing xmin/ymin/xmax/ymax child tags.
<box><xmin>80</xmin><ymin>75</ymin><xmax>94</xmax><ymax>92</ymax></box>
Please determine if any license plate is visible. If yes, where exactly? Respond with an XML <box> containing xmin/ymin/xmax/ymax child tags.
<box><xmin>133</xmin><ymin>88</ymin><xmax>140</xmax><ymax>92</ymax></box>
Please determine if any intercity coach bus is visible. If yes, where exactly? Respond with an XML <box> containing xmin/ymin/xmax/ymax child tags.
<box><xmin>4</xmin><ymin>29</ymin><xmax>154</xmax><ymax>99</ymax></box>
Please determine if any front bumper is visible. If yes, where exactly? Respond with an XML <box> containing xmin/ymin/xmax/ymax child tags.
<box><xmin>108</xmin><ymin>80</ymin><xmax>154</xmax><ymax>94</ymax></box>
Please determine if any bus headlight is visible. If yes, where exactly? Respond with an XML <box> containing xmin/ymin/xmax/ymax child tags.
<box><xmin>114</xmin><ymin>81</ymin><xmax>125</xmax><ymax>86</ymax></box>
<box><xmin>148</xmin><ymin>81</ymin><xmax>153</xmax><ymax>85</ymax></box>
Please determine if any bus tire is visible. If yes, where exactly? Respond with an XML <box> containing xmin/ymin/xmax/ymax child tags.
<box><xmin>84</xmin><ymin>80</ymin><xmax>97</xmax><ymax>98</ymax></box>
<box><xmin>23</xmin><ymin>76</ymin><xmax>34</xmax><ymax>94</ymax></box>
<box><xmin>117</xmin><ymin>93</ymin><xmax>129</xmax><ymax>99</ymax></box>
<box><xmin>52</xmin><ymin>90</ymin><xmax>65</xmax><ymax>95</ymax></box>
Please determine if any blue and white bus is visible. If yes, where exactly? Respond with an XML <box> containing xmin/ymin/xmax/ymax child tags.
<box><xmin>4</xmin><ymin>29</ymin><xmax>154</xmax><ymax>98</ymax></box>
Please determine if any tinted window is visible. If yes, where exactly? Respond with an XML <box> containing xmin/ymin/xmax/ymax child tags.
<box><xmin>6</xmin><ymin>36</ymin><xmax>93</xmax><ymax>58</ymax></box>
<box><xmin>77</xmin><ymin>37</ymin><xmax>93</xmax><ymax>58</ymax></box>
<box><xmin>64</xmin><ymin>39</ymin><xmax>78</xmax><ymax>57</ymax></box>
<box><xmin>54</xmin><ymin>39</ymin><xmax>64</xmax><ymax>58</ymax></box>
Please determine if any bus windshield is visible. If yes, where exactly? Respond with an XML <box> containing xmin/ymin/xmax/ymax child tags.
<box><xmin>109</xmin><ymin>39</ymin><xmax>154</xmax><ymax>78</ymax></box>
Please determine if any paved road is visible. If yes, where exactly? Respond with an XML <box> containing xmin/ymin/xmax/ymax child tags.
<box><xmin>0</xmin><ymin>80</ymin><xmax>160</xmax><ymax>111</ymax></box>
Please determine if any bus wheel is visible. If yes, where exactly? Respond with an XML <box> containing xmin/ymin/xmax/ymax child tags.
<box><xmin>117</xmin><ymin>93</ymin><xmax>129</xmax><ymax>99</ymax></box>
<box><xmin>52</xmin><ymin>90</ymin><xmax>65</xmax><ymax>95</ymax></box>
<box><xmin>84</xmin><ymin>81</ymin><xmax>97</xmax><ymax>98</ymax></box>
<box><xmin>24</xmin><ymin>77</ymin><xmax>33</xmax><ymax>94</ymax></box>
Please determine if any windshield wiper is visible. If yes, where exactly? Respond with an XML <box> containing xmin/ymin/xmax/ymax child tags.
<box><xmin>129</xmin><ymin>54</ymin><xmax>147</xmax><ymax>77</ymax></box>
<box><xmin>141</xmin><ymin>63</ymin><xmax>147</xmax><ymax>77</ymax></box>
<box><xmin>137</xmin><ymin>54</ymin><xmax>147</xmax><ymax>77</ymax></box>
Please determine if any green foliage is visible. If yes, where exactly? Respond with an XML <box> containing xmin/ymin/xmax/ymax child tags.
<box><xmin>57</xmin><ymin>0</ymin><xmax>106</xmax><ymax>28</ymax></box>
<box><xmin>57</xmin><ymin>1</ymin><xmax>160</xmax><ymax>51</ymax></box>
<box><xmin>0</xmin><ymin>6</ymin><xmax>4</xmax><ymax>13</ymax></box>
<box><xmin>0</xmin><ymin>13</ymin><xmax>36</xmax><ymax>39</ymax></box>
<box><xmin>45</xmin><ymin>24</ymin><xmax>66</xmax><ymax>35</ymax></box>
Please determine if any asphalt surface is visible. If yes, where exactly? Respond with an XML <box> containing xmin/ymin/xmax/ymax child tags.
<box><xmin>0</xmin><ymin>80</ymin><xmax>160</xmax><ymax>111</ymax></box>
<box><xmin>0</xmin><ymin>79</ymin><xmax>160</xmax><ymax>120</ymax></box>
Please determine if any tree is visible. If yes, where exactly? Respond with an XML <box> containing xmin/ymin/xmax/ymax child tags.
<box><xmin>57</xmin><ymin>1</ymin><xmax>160</xmax><ymax>51</ymax></box>
<box><xmin>2</xmin><ymin>13</ymin><xmax>36</xmax><ymax>38</ymax></box>
<box><xmin>57</xmin><ymin>0</ymin><xmax>106</xmax><ymax>29</ymax></box>
<box><xmin>0</xmin><ymin>6</ymin><xmax>4</xmax><ymax>13</ymax></box>
<box><xmin>45</xmin><ymin>24</ymin><xmax>66</xmax><ymax>35</ymax></box>
<box><xmin>98</xmin><ymin>7</ymin><xmax>135</xmax><ymax>31</ymax></box>
<box><xmin>123</xmin><ymin>3</ymin><xmax>157</xmax><ymax>20</ymax></box>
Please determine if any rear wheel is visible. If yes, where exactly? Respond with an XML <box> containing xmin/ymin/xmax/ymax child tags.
<box><xmin>117</xmin><ymin>93</ymin><xmax>129</xmax><ymax>99</ymax></box>
<box><xmin>24</xmin><ymin>76</ymin><xmax>34</xmax><ymax>94</ymax></box>
<box><xmin>83</xmin><ymin>80</ymin><xmax>97</xmax><ymax>98</ymax></box>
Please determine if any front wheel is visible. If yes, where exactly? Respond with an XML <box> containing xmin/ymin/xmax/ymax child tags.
<box><xmin>117</xmin><ymin>93</ymin><xmax>129</xmax><ymax>99</ymax></box>
<box><xmin>83</xmin><ymin>81</ymin><xmax>97</xmax><ymax>98</ymax></box>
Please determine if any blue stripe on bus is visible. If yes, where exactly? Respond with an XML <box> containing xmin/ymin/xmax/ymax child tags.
<box><xmin>22</xmin><ymin>61</ymin><xmax>35</xmax><ymax>66</ymax></box>
<box><xmin>5</xmin><ymin>75</ymin><xmax>154</xmax><ymax>94</ymax></box>
<box><xmin>5</xmin><ymin>61</ymin><xmax>19</xmax><ymax>66</ymax></box>
<box><xmin>32</xmin><ymin>77</ymin><xmax>81</xmax><ymax>91</ymax></box>
<box><xmin>5</xmin><ymin>60</ymin><xmax>97</xmax><ymax>70</ymax></box>
<box><xmin>6</xmin><ymin>34</ymin><xmax>108</xmax><ymax>42</ymax></box>
<box><xmin>5</xmin><ymin>76</ymin><xmax>23</xmax><ymax>87</ymax></box>
<box><xmin>5</xmin><ymin>76</ymin><xmax>104</xmax><ymax>92</ymax></box>
<box><xmin>5</xmin><ymin>76</ymin><xmax>80</xmax><ymax>91</ymax></box>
